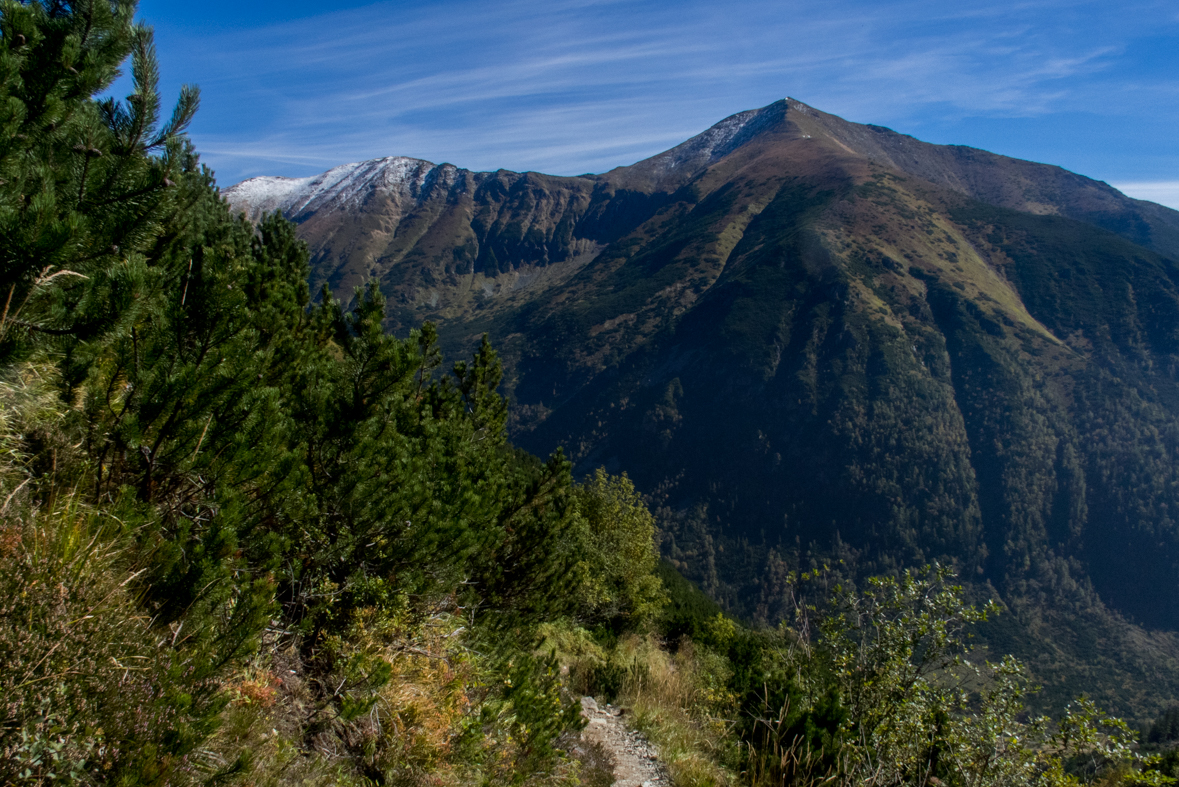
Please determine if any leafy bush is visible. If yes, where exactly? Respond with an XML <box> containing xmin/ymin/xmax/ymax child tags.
<box><xmin>740</xmin><ymin>565</ymin><xmax>1156</xmax><ymax>787</ymax></box>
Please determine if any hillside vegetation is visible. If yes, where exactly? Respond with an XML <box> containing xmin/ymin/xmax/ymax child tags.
<box><xmin>224</xmin><ymin>86</ymin><xmax>1179</xmax><ymax>718</ymax></box>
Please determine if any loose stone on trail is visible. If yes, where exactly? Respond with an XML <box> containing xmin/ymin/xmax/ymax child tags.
<box><xmin>580</xmin><ymin>696</ymin><xmax>670</xmax><ymax>787</ymax></box>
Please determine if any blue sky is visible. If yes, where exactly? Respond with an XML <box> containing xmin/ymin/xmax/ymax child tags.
<box><xmin>130</xmin><ymin>0</ymin><xmax>1179</xmax><ymax>208</ymax></box>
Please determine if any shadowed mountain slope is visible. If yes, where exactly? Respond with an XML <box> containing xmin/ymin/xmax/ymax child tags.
<box><xmin>227</xmin><ymin>99</ymin><xmax>1179</xmax><ymax>717</ymax></box>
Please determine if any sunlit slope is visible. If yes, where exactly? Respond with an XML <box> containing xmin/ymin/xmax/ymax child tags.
<box><xmin>503</xmin><ymin>159</ymin><xmax>1179</xmax><ymax>629</ymax></box>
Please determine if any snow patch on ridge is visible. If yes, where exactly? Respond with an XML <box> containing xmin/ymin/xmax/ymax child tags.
<box><xmin>224</xmin><ymin>174</ymin><xmax>316</xmax><ymax>217</ymax></box>
<box><xmin>225</xmin><ymin>156</ymin><xmax>439</xmax><ymax>218</ymax></box>
<box><xmin>648</xmin><ymin>109</ymin><xmax>762</xmax><ymax>174</ymax></box>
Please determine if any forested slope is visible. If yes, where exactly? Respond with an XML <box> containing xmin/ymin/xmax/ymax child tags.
<box><xmin>228</xmin><ymin>98</ymin><xmax>1179</xmax><ymax>717</ymax></box>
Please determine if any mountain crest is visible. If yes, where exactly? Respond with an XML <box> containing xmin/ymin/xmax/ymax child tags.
<box><xmin>227</xmin><ymin>155</ymin><xmax>456</xmax><ymax>220</ymax></box>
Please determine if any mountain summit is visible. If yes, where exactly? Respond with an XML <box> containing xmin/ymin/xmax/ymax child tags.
<box><xmin>226</xmin><ymin>98</ymin><xmax>1179</xmax><ymax>304</ymax></box>
<box><xmin>228</xmin><ymin>99</ymin><xmax>1179</xmax><ymax>715</ymax></box>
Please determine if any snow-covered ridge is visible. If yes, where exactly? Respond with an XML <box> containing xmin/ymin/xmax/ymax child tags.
<box><xmin>223</xmin><ymin>173</ymin><xmax>316</xmax><ymax>216</ymax></box>
<box><xmin>225</xmin><ymin>156</ymin><xmax>444</xmax><ymax>218</ymax></box>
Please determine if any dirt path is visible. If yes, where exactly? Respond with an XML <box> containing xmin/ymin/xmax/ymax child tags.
<box><xmin>580</xmin><ymin>696</ymin><xmax>671</xmax><ymax>787</ymax></box>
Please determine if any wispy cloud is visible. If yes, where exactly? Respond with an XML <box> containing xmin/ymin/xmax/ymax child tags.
<box><xmin>140</xmin><ymin>0</ymin><xmax>1179</xmax><ymax>185</ymax></box>
<box><xmin>1112</xmin><ymin>181</ymin><xmax>1179</xmax><ymax>210</ymax></box>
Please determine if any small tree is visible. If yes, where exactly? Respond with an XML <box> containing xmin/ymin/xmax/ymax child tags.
<box><xmin>570</xmin><ymin>468</ymin><xmax>666</xmax><ymax>627</ymax></box>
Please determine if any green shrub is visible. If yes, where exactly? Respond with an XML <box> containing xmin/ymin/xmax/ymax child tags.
<box><xmin>740</xmin><ymin>565</ymin><xmax>1155</xmax><ymax>787</ymax></box>
<box><xmin>569</xmin><ymin>469</ymin><xmax>667</xmax><ymax>629</ymax></box>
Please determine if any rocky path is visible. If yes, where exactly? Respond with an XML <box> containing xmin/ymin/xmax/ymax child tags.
<box><xmin>579</xmin><ymin>696</ymin><xmax>671</xmax><ymax>787</ymax></box>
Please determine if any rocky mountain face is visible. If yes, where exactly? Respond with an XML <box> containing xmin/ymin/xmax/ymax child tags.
<box><xmin>227</xmin><ymin>99</ymin><xmax>1179</xmax><ymax>714</ymax></box>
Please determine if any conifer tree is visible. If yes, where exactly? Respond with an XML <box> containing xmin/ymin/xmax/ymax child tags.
<box><xmin>0</xmin><ymin>3</ymin><xmax>599</xmax><ymax>782</ymax></box>
<box><xmin>0</xmin><ymin>1</ymin><xmax>198</xmax><ymax>361</ymax></box>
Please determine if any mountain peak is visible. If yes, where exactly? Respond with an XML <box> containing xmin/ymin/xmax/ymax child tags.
<box><xmin>613</xmin><ymin>99</ymin><xmax>792</xmax><ymax>188</ymax></box>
